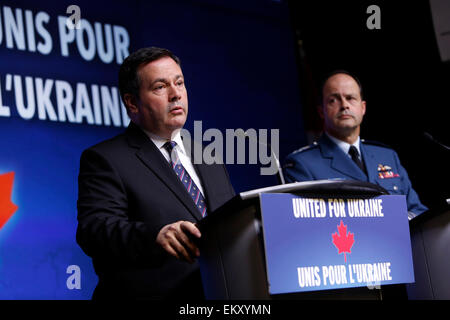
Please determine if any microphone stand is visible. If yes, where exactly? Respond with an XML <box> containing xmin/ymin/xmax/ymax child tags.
<box><xmin>239</xmin><ymin>130</ymin><xmax>286</xmax><ymax>185</ymax></box>
<box><xmin>424</xmin><ymin>132</ymin><xmax>450</xmax><ymax>151</ymax></box>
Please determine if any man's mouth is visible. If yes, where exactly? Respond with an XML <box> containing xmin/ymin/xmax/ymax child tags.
<box><xmin>169</xmin><ymin>106</ymin><xmax>184</xmax><ymax>114</ymax></box>
<box><xmin>337</xmin><ymin>113</ymin><xmax>354</xmax><ymax>119</ymax></box>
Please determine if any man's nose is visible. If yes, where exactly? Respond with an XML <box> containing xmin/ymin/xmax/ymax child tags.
<box><xmin>168</xmin><ymin>84</ymin><xmax>181</xmax><ymax>102</ymax></box>
<box><xmin>340</xmin><ymin>98</ymin><xmax>351</xmax><ymax>109</ymax></box>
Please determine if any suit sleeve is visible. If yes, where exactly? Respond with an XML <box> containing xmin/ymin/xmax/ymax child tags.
<box><xmin>76</xmin><ymin>148</ymin><xmax>166</xmax><ymax>267</ymax></box>
<box><xmin>393</xmin><ymin>151</ymin><xmax>428</xmax><ymax>215</ymax></box>
<box><xmin>283</xmin><ymin>153</ymin><xmax>315</xmax><ymax>183</ymax></box>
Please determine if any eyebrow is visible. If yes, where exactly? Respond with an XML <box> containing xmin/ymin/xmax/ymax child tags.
<box><xmin>327</xmin><ymin>92</ymin><xmax>357</xmax><ymax>98</ymax></box>
<box><xmin>327</xmin><ymin>93</ymin><xmax>341</xmax><ymax>99</ymax></box>
<box><xmin>150</xmin><ymin>74</ymin><xmax>184</xmax><ymax>86</ymax></box>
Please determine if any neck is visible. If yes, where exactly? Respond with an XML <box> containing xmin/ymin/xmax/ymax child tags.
<box><xmin>150</xmin><ymin>129</ymin><xmax>179</xmax><ymax>141</ymax></box>
<box><xmin>326</xmin><ymin>129</ymin><xmax>359</xmax><ymax>145</ymax></box>
<box><xmin>133</xmin><ymin>121</ymin><xmax>180</xmax><ymax>141</ymax></box>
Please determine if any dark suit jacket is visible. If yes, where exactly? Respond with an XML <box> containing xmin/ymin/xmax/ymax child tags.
<box><xmin>76</xmin><ymin>122</ymin><xmax>235</xmax><ymax>300</ymax></box>
<box><xmin>284</xmin><ymin>134</ymin><xmax>427</xmax><ymax>215</ymax></box>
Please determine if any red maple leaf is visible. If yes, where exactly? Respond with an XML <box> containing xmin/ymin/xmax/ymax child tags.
<box><xmin>332</xmin><ymin>220</ymin><xmax>355</xmax><ymax>263</ymax></box>
<box><xmin>0</xmin><ymin>172</ymin><xmax>18</xmax><ymax>230</ymax></box>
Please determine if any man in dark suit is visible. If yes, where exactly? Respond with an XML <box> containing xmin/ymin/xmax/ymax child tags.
<box><xmin>284</xmin><ymin>70</ymin><xmax>427</xmax><ymax>215</ymax></box>
<box><xmin>76</xmin><ymin>47</ymin><xmax>235</xmax><ymax>300</ymax></box>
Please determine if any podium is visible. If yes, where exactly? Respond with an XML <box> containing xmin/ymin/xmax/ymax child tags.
<box><xmin>198</xmin><ymin>180</ymin><xmax>411</xmax><ymax>300</ymax></box>
<box><xmin>406</xmin><ymin>203</ymin><xmax>450</xmax><ymax>299</ymax></box>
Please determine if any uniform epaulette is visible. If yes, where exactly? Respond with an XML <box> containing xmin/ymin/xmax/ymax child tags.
<box><xmin>361</xmin><ymin>139</ymin><xmax>392</xmax><ymax>149</ymax></box>
<box><xmin>291</xmin><ymin>141</ymin><xmax>319</xmax><ymax>154</ymax></box>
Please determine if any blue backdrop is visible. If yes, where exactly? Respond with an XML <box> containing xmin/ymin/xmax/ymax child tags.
<box><xmin>0</xmin><ymin>0</ymin><xmax>305</xmax><ymax>299</ymax></box>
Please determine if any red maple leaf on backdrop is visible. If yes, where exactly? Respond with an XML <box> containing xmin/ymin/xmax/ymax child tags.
<box><xmin>332</xmin><ymin>220</ymin><xmax>355</xmax><ymax>263</ymax></box>
<box><xmin>0</xmin><ymin>172</ymin><xmax>18</xmax><ymax>230</ymax></box>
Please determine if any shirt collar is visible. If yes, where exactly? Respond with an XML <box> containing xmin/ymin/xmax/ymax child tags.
<box><xmin>142</xmin><ymin>128</ymin><xmax>186</xmax><ymax>155</ymax></box>
<box><xmin>325</xmin><ymin>132</ymin><xmax>361</xmax><ymax>156</ymax></box>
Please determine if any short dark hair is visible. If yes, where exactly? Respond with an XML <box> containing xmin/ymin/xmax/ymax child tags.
<box><xmin>118</xmin><ymin>47</ymin><xmax>181</xmax><ymax>102</ymax></box>
<box><xmin>320</xmin><ymin>69</ymin><xmax>364</xmax><ymax>102</ymax></box>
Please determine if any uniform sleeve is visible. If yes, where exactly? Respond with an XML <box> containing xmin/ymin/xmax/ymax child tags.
<box><xmin>393</xmin><ymin>151</ymin><xmax>428</xmax><ymax>215</ymax></box>
<box><xmin>76</xmin><ymin>148</ymin><xmax>166</xmax><ymax>267</ymax></box>
<box><xmin>283</xmin><ymin>153</ymin><xmax>315</xmax><ymax>183</ymax></box>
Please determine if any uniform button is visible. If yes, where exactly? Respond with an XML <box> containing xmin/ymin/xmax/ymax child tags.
<box><xmin>393</xmin><ymin>186</ymin><xmax>398</xmax><ymax>191</ymax></box>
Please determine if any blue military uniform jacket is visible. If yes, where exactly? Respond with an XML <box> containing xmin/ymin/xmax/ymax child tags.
<box><xmin>284</xmin><ymin>134</ymin><xmax>427</xmax><ymax>214</ymax></box>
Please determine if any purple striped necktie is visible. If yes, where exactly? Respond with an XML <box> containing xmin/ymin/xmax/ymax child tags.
<box><xmin>163</xmin><ymin>141</ymin><xmax>207</xmax><ymax>217</ymax></box>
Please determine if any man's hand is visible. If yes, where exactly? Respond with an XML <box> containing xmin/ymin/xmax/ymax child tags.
<box><xmin>156</xmin><ymin>221</ymin><xmax>201</xmax><ymax>263</ymax></box>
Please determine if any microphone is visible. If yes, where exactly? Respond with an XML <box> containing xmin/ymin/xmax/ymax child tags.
<box><xmin>237</xmin><ymin>130</ymin><xmax>286</xmax><ymax>185</ymax></box>
<box><xmin>424</xmin><ymin>132</ymin><xmax>450</xmax><ymax>151</ymax></box>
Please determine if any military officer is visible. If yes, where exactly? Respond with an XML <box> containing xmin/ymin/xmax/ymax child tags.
<box><xmin>284</xmin><ymin>70</ymin><xmax>427</xmax><ymax>215</ymax></box>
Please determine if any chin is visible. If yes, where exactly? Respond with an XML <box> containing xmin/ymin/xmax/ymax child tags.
<box><xmin>168</xmin><ymin>119</ymin><xmax>186</xmax><ymax>130</ymax></box>
<box><xmin>336</xmin><ymin>121</ymin><xmax>357</xmax><ymax>129</ymax></box>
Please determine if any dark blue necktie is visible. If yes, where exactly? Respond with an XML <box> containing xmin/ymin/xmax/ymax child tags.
<box><xmin>349</xmin><ymin>145</ymin><xmax>367</xmax><ymax>175</ymax></box>
<box><xmin>163</xmin><ymin>141</ymin><xmax>207</xmax><ymax>217</ymax></box>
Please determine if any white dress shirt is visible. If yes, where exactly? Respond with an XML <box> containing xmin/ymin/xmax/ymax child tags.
<box><xmin>143</xmin><ymin>128</ymin><xmax>205</xmax><ymax>196</ymax></box>
<box><xmin>325</xmin><ymin>133</ymin><xmax>362</xmax><ymax>160</ymax></box>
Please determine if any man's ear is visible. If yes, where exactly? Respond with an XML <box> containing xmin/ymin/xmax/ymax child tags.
<box><xmin>123</xmin><ymin>93</ymin><xmax>139</xmax><ymax>116</ymax></box>
<box><xmin>361</xmin><ymin>100</ymin><xmax>367</xmax><ymax>116</ymax></box>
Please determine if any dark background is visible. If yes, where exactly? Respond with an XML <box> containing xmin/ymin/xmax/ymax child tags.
<box><xmin>287</xmin><ymin>0</ymin><xmax>449</xmax><ymax>210</ymax></box>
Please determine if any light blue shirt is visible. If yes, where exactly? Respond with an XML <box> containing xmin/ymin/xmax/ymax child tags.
<box><xmin>326</xmin><ymin>133</ymin><xmax>362</xmax><ymax>161</ymax></box>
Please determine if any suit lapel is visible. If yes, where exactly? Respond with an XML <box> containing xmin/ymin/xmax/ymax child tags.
<box><xmin>125</xmin><ymin>123</ymin><xmax>203</xmax><ymax>221</ymax></box>
<box><xmin>319</xmin><ymin>134</ymin><xmax>367</xmax><ymax>181</ymax></box>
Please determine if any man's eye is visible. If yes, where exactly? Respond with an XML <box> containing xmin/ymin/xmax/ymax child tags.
<box><xmin>154</xmin><ymin>85</ymin><xmax>164</xmax><ymax>90</ymax></box>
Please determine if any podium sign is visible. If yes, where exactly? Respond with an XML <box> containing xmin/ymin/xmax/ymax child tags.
<box><xmin>259</xmin><ymin>193</ymin><xmax>415</xmax><ymax>294</ymax></box>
